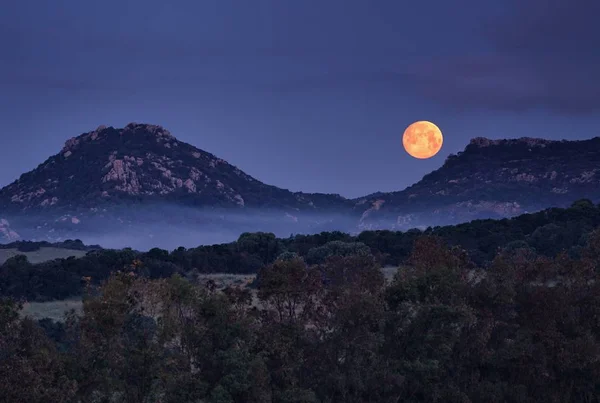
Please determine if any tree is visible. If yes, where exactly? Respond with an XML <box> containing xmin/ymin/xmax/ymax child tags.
<box><xmin>306</xmin><ymin>256</ymin><xmax>397</xmax><ymax>402</ymax></box>
<box><xmin>257</xmin><ymin>257</ymin><xmax>321</xmax><ymax>324</ymax></box>
<box><xmin>305</xmin><ymin>240</ymin><xmax>372</xmax><ymax>265</ymax></box>
<box><xmin>384</xmin><ymin>236</ymin><xmax>477</xmax><ymax>402</ymax></box>
<box><xmin>66</xmin><ymin>271</ymin><xmax>163</xmax><ymax>403</ymax></box>
<box><xmin>0</xmin><ymin>297</ymin><xmax>76</xmax><ymax>403</ymax></box>
<box><xmin>237</xmin><ymin>232</ymin><xmax>283</xmax><ymax>265</ymax></box>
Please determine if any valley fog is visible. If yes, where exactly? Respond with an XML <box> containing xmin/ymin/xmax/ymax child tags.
<box><xmin>3</xmin><ymin>204</ymin><xmax>360</xmax><ymax>251</ymax></box>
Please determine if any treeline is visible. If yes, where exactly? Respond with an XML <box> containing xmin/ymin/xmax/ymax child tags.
<box><xmin>3</xmin><ymin>233</ymin><xmax>600</xmax><ymax>402</ymax></box>
<box><xmin>2</xmin><ymin>199</ymin><xmax>600</xmax><ymax>302</ymax></box>
<box><xmin>0</xmin><ymin>238</ymin><xmax>102</xmax><ymax>252</ymax></box>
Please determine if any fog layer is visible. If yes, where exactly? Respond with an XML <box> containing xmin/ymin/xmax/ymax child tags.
<box><xmin>2</xmin><ymin>204</ymin><xmax>361</xmax><ymax>250</ymax></box>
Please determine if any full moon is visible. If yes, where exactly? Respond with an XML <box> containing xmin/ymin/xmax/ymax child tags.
<box><xmin>402</xmin><ymin>121</ymin><xmax>443</xmax><ymax>159</ymax></box>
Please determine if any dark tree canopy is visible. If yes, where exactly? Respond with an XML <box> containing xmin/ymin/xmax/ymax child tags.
<box><xmin>2</xmin><ymin>224</ymin><xmax>600</xmax><ymax>402</ymax></box>
<box><xmin>2</xmin><ymin>200</ymin><xmax>600</xmax><ymax>302</ymax></box>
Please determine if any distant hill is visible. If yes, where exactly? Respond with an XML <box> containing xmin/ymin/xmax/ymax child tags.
<box><xmin>1</xmin><ymin>123</ymin><xmax>599</xmax><ymax>245</ymax></box>
<box><xmin>0</xmin><ymin>123</ymin><xmax>353</xmax><ymax>244</ymax></box>
<box><xmin>0</xmin><ymin>123</ymin><xmax>350</xmax><ymax>213</ymax></box>
<box><xmin>355</xmin><ymin>136</ymin><xmax>600</xmax><ymax>230</ymax></box>
<box><xmin>0</xmin><ymin>239</ymin><xmax>101</xmax><ymax>252</ymax></box>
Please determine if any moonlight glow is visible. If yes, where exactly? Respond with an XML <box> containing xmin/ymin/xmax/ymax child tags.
<box><xmin>402</xmin><ymin>121</ymin><xmax>443</xmax><ymax>159</ymax></box>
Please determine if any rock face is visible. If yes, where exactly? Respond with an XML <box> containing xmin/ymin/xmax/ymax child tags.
<box><xmin>354</xmin><ymin>136</ymin><xmax>600</xmax><ymax>230</ymax></box>
<box><xmin>0</xmin><ymin>123</ymin><xmax>349</xmax><ymax>213</ymax></box>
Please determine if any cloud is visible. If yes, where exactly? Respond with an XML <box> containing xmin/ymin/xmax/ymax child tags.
<box><xmin>268</xmin><ymin>0</ymin><xmax>600</xmax><ymax>115</ymax></box>
<box><xmin>3</xmin><ymin>0</ymin><xmax>598</xmax><ymax>115</ymax></box>
<box><xmin>270</xmin><ymin>70</ymin><xmax>413</xmax><ymax>94</ymax></box>
<box><xmin>410</xmin><ymin>0</ymin><xmax>600</xmax><ymax>114</ymax></box>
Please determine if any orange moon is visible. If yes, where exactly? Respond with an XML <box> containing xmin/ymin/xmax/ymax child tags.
<box><xmin>402</xmin><ymin>121</ymin><xmax>443</xmax><ymax>159</ymax></box>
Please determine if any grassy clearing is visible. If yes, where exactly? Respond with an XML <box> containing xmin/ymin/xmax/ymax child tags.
<box><xmin>17</xmin><ymin>268</ymin><xmax>400</xmax><ymax>322</ymax></box>
<box><xmin>0</xmin><ymin>247</ymin><xmax>87</xmax><ymax>265</ymax></box>
<box><xmin>20</xmin><ymin>298</ymin><xmax>83</xmax><ymax>322</ymax></box>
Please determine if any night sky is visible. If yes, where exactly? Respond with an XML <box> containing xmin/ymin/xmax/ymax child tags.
<box><xmin>1</xmin><ymin>0</ymin><xmax>599</xmax><ymax>198</ymax></box>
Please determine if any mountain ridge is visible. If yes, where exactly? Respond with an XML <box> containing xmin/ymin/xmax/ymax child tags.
<box><xmin>355</xmin><ymin>135</ymin><xmax>600</xmax><ymax>230</ymax></box>
<box><xmin>1</xmin><ymin>123</ymin><xmax>599</xmax><ymax>245</ymax></box>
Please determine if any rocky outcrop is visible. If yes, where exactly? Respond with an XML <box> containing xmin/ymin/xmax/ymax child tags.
<box><xmin>356</xmin><ymin>136</ymin><xmax>600</xmax><ymax>229</ymax></box>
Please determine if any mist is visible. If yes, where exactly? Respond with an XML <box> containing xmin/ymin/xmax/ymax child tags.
<box><xmin>1</xmin><ymin>203</ymin><xmax>362</xmax><ymax>251</ymax></box>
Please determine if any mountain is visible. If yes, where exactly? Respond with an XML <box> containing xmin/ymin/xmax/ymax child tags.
<box><xmin>0</xmin><ymin>123</ymin><xmax>354</xmax><ymax>246</ymax></box>
<box><xmin>2</xmin><ymin>124</ymin><xmax>600</xmax><ymax>247</ymax></box>
<box><xmin>356</xmin><ymin>136</ymin><xmax>600</xmax><ymax>230</ymax></box>
<box><xmin>0</xmin><ymin>123</ymin><xmax>350</xmax><ymax>212</ymax></box>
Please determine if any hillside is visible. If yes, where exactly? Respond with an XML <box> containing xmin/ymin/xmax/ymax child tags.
<box><xmin>0</xmin><ymin>123</ymin><xmax>353</xmax><ymax>243</ymax></box>
<box><xmin>356</xmin><ymin>136</ymin><xmax>600</xmax><ymax>230</ymax></box>
<box><xmin>2</xmin><ymin>124</ymin><xmax>600</xmax><ymax>245</ymax></box>
<box><xmin>0</xmin><ymin>123</ymin><xmax>349</xmax><ymax>212</ymax></box>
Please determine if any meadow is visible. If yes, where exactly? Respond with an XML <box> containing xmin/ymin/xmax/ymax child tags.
<box><xmin>0</xmin><ymin>246</ymin><xmax>87</xmax><ymax>265</ymax></box>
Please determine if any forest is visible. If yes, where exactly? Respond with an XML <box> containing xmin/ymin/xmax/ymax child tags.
<box><xmin>1</xmin><ymin>199</ymin><xmax>600</xmax><ymax>302</ymax></box>
<box><xmin>2</xmin><ymin>199</ymin><xmax>600</xmax><ymax>402</ymax></box>
<box><xmin>3</xmin><ymin>226</ymin><xmax>600</xmax><ymax>402</ymax></box>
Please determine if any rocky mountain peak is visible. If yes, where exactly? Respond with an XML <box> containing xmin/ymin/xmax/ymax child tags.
<box><xmin>0</xmin><ymin>124</ymin><xmax>352</xmax><ymax>218</ymax></box>
<box><xmin>122</xmin><ymin>122</ymin><xmax>174</xmax><ymax>139</ymax></box>
<box><xmin>61</xmin><ymin>123</ymin><xmax>174</xmax><ymax>156</ymax></box>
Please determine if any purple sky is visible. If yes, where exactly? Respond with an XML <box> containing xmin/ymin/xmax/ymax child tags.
<box><xmin>1</xmin><ymin>0</ymin><xmax>599</xmax><ymax>198</ymax></box>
